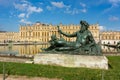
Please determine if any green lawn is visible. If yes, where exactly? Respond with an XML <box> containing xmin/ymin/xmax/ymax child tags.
<box><xmin>0</xmin><ymin>56</ymin><xmax>120</xmax><ymax>80</ymax></box>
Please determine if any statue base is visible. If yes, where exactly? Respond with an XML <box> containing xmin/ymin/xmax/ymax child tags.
<box><xmin>34</xmin><ymin>53</ymin><xmax>108</xmax><ymax>70</ymax></box>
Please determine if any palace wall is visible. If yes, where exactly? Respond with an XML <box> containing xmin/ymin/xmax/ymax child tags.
<box><xmin>0</xmin><ymin>32</ymin><xmax>19</xmax><ymax>42</ymax></box>
<box><xmin>19</xmin><ymin>22</ymin><xmax>100</xmax><ymax>43</ymax></box>
<box><xmin>0</xmin><ymin>22</ymin><xmax>120</xmax><ymax>45</ymax></box>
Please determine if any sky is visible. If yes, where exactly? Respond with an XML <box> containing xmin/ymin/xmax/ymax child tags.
<box><xmin>0</xmin><ymin>0</ymin><xmax>120</xmax><ymax>32</ymax></box>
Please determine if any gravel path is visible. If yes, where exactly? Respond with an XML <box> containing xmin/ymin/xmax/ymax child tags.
<box><xmin>0</xmin><ymin>74</ymin><xmax>61</xmax><ymax>80</ymax></box>
<box><xmin>0</xmin><ymin>56</ymin><xmax>32</xmax><ymax>63</ymax></box>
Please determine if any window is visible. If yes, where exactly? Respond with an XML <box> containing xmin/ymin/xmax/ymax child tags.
<box><xmin>114</xmin><ymin>41</ymin><xmax>116</xmax><ymax>44</ymax></box>
<box><xmin>103</xmin><ymin>42</ymin><xmax>105</xmax><ymax>44</ymax></box>
<box><xmin>38</xmin><ymin>32</ymin><xmax>40</xmax><ymax>37</ymax></box>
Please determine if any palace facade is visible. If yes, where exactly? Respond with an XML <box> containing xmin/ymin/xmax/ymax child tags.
<box><xmin>0</xmin><ymin>32</ymin><xmax>19</xmax><ymax>42</ymax></box>
<box><xmin>100</xmin><ymin>31</ymin><xmax>120</xmax><ymax>52</ymax></box>
<box><xmin>19</xmin><ymin>22</ymin><xmax>100</xmax><ymax>43</ymax></box>
<box><xmin>0</xmin><ymin>22</ymin><xmax>120</xmax><ymax>45</ymax></box>
<box><xmin>100</xmin><ymin>31</ymin><xmax>120</xmax><ymax>44</ymax></box>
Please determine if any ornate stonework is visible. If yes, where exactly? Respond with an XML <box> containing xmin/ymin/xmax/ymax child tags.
<box><xmin>0</xmin><ymin>32</ymin><xmax>19</xmax><ymax>42</ymax></box>
<box><xmin>19</xmin><ymin>22</ymin><xmax>100</xmax><ymax>43</ymax></box>
<box><xmin>0</xmin><ymin>22</ymin><xmax>119</xmax><ymax>46</ymax></box>
<box><xmin>101</xmin><ymin>31</ymin><xmax>120</xmax><ymax>44</ymax></box>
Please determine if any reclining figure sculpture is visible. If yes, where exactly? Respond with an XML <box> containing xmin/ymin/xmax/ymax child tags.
<box><xmin>43</xmin><ymin>20</ymin><xmax>101</xmax><ymax>55</ymax></box>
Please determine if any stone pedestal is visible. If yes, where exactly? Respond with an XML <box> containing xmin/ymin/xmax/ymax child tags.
<box><xmin>34</xmin><ymin>53</ymin><xmax>108</xmax><ymax>70</ymax></box>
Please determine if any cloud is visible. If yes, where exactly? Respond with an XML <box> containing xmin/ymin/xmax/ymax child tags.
<box><xmin>80</xmin><ymin>2</ymin><xmax>87</xmax><ymax>13</ymax></box>
<box><xmin>14</xmin><ymin>2</ymin><xmax>43</xmax><ymax>18</ymax></box>
<box><xmin>64</xmin><ymin>8</ymin><xmax>80</xmax><ymax>15</ymax></box>
<box><xmin>14</xmin><ymin>0</ymin><xmax>43</xmax><ymax>18</ymax></box>
<box><xmin>14</xmin><ymin>0</ymin><xmax>43</xmax><ymax>24</ymax></box>
<box><xmin>51</xmin><ymin>1</ymin><xmax>66</xmax><ymax>8</ymax></box>
<box><xmin>109</xmin><ymin>0</ymin><xmax>120</xmax><ymax>6</ymax></box>
<box><xmin>46</xmin><ymin>6</ymin><xmax>52</xmax><ymax>10</ymax></box>
<box><xmin>99</xmin><ymin>25</ymin><xmax>106</xmax><ymax>31</ymax></box>
<box><xmin>21</xmin><ymin>0</ymin><xmax>30</xmax><ymax>4</ymax></box>
<box><xmin>81</xmin><ymin>8</ymin><xmax>87</xmax><ymax>13</ymax></box>
<box><xmin>109</xmin><ymin>0</ymin><xmax>120</xmax><ymax>2</ymax></box>
<box><xmin>19</xmin><ymin>19</ymin><xmax>31</xmax><ymax>24</ymax></box>
<box><xmin>26</xmin><ymin>6</ymin><xmax>43</xmax><ymax>18</ymax></box>
<box><xmin>48</xmin><ymin>1</ymin><xmax>73</xmax><ymax>14</ymax></box>
<box><xmin>48</xmin><ymin>1</ymin><xmax>86</xmax><ymax>15</ymax></box>
<box><xmin>103</xmin><ymin>0</ymin><xmax>120</xmax><ymax>13</ymax></box>
<box><xmin>14</xmin><ymin>3</ymin><xmax>28</xmax><ymax>11</ymax></box>
<box><xmin>65</xmin><ymin>7</ymin><xmax>87</xmax><ymax>15</ymax></box>
<box><xmin>80</xmin><ymin>2</ymin><xmax>86</xmax><ymax>7</ymax></box>
<box><xmin>51</xmin><ymin>1</ymin><xmax>70</xmax><ymax>9</ymax></box>
<box><xmin>27</xmin><ymin>6</ymin><xmax>43</xmax><ymax>13</ymax></box>
<box><xmin>71</xmin><ymin>8</ymin><xmax>79</xmax><ymax>14</ymax></box>
<box><xmin>109</xmin><ymin>16</ymin><xmax>119</xmax><ymax>21</ymax></box>
<box><xmin>103</xmin><ymin>6</ymin><xmax>113</xmax><ymax>13</ymax></box>
<box><xmin>18</xmin><ymin>13</ymin><xmax>25</xmax><ymax>18</ymax></box>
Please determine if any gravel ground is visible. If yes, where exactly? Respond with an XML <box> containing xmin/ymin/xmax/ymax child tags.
<box><xmin>0</xmin><ymin>56</ymin><xmax>32</xmax><ymax>63</ymax></box>
<box><xmin>0</xmin><ymin>74</ymin><xmax>61</xmax><ymax>80</ymax></box>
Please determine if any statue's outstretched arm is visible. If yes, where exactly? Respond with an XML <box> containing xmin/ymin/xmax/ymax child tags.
<box><xmin>57</xmin><ymin>26</ymin><xmax>76</xmax><ymax>37</ymax></box>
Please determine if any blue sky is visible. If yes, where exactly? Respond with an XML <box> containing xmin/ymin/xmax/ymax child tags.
<box><xmin>0</xmin><ymin>0</ymin><xmax>120</xmax><ymax>32</ymax></box>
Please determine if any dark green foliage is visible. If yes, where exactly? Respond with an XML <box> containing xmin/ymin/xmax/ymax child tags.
<box><xmin>0</xmin><ymin>56</ymin><xmax>120</xmax><ymax>80</ymax></box>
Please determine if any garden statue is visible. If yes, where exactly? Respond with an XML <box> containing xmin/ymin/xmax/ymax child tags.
<box><xmin>43</xmin><ymin>20</ymin><xmax>101</xmax><ymax>55</ymax></box>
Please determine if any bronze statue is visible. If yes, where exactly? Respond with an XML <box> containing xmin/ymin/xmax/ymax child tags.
<box><xmin>43</xmin><ymin>20</ymin><xmax>101</xmax><ymax>55</ymax></box>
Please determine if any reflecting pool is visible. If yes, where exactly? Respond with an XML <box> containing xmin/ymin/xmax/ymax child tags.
<box><xmin>0</xmin><ymin>44</ymin><xmax>49</xmax><ymax>56</ymax></box>
<box><xmin>0</xmin><ymin>44</ymin><xmax>119</xmax><ymax>56</ymax></box>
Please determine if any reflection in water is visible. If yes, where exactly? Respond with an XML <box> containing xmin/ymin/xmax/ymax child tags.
<box><xmin>0</xmin><ymin>44</ymin><xmax>119</xmax><ymax>56</ymax></box>
<box><xmin>0</xmin><ymin>44</ymin><xmax>49</xmax><ymax>56</ymax></box>
<box><xmin>101</xmin><ymin>45</ymin><xmax>119</xmax><ymax>53</ymax></box>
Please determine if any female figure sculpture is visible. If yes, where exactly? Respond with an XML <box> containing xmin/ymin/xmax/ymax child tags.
<box><xmin>44</xmin><ymin>20</ymin><xmax>101</xmax><ymax>55</ymax></box>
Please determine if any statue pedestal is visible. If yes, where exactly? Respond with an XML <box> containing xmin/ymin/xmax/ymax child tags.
<box><xmin>34</xmin><ymin>53</ymin><xmax>108</xmax><ymax>70</ymax></box>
